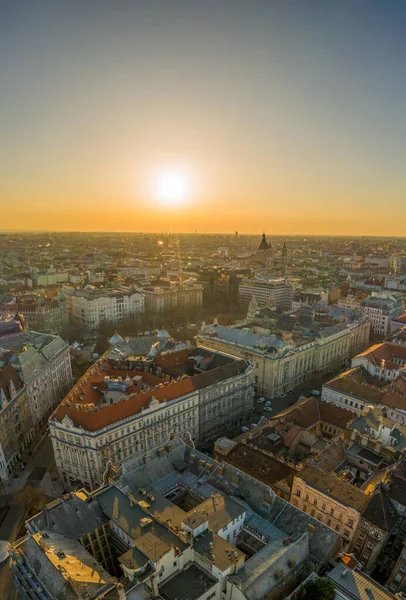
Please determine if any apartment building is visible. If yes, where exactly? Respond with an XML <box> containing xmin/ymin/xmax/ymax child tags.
<box><xmin>197</xmin><ymin>317</ymin><xmax>370</xmax><ymax>398</ymax></box>
<box><xmin>138</xmin><ymin>280</ymin><xmax>203</xmax><ymax>312</ymax></box>
<box><xmin>0</xmin><ymin>366</ymin><xmax>34</xmax><ymax>480</ymax></box>
<box><xmin>352</xmin><ymin>341</ymin><xmax>406</xmax><ymax>382</ymax></box>
<box><xmin>290</xmin><ymin>465</ymin><xmax>369</xmax><ymax>547</ymax></box>
<box><xmin>239</xmin><ymin>277</ymin><xmax>293</xmax><ymax>310</ymax></box>
<box><xmin>70</xmin><ymin>286</ymin><xmax>144</xmax><ymax>330</ymax></box>
<box><xmin>360</xmin><ymin>292</ymin><xmax>404</xmax><ymax>336</ymax></box>
<box><xmin>0</xmin><ymin>292</ymin><xmax>69</xmax><ymax>334</ymax></box>
<box><xmin>1</xmin><ymin>331</ymin><xmax>72</xmax><ymax>431</ymax></box>
<box><xmin>49</xmin><ymin>348</ymin><xmax>255</xmax><ymax>490</ymax></box>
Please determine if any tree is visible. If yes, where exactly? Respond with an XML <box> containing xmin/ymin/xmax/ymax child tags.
<box><xmin>298</xmin><ymin>577</ymin><xmax>336</xmax><ymax>600</ymax></box>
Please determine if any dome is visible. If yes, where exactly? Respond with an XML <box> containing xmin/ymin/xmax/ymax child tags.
<box><xmin>157</xmin><ymin>329</ymin><xmax>170</xmax><ymax>339</ymax></box>
<box><xmin>109</xmin><ymin>333</ymin><xmax>124</xmax><ymax>345</ymax></box>
<box><xmin>37</xmin><ymin>296</ymin><xmax>46</xmax><ymax>306</ymax></box>
<box><xmin>257</xmin><ymin>233</ymin><xmax>269</xmax><ymax>251</ymax></box>
<box><xmin>57</xmin><ymin>290</ymin><xmax>66</xmax><ymax>302</ymax></box>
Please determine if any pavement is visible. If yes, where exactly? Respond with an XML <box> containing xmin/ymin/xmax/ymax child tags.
<box><xmin>1</xmin><ymin>434</ymin><xmax>64</xmax><ymax>500</ymax></box>
<box><xmin>252</xmin><ymin>367</ymin><xmax>344</xmax><ymax>422</ymax></box>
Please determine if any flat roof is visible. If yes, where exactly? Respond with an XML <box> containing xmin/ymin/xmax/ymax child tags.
<box><xmin>159</xmin><ymin>563</ymin><xmax>217</xmax><ymax>600</ymax></box>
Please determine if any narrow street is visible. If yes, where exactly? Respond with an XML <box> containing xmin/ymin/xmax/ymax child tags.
<box><xmin>0</xmin><ymin>505</ymin><xmax>25</xmax><ymax>599</ymax></box>
<box><xmin>0</xmin><ymin>433</ymin><xmax>62</xmax><ymax>599</ymax></box>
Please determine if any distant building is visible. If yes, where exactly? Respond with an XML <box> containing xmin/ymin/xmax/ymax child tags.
<box><xmin>0</xmin><ymin>292</ymin><xmax>69</xmax><ymax>334</ymax></box>
<box><xmin>360</xmin><ymin>292</ymin><xmax>404</xmax><ymax>336</ymax></box>
<box><xmin>239</xmin><ymin>277</ymin><xmax>293</xmax><ymax>310</ymax></box>
<box><xmin>27</xmin><ymin>271</ymin><xmax>69</xmax><ymax>287</ymax></box>
<box><xmin>197</xmin><ymin>317</ymin><xmax>370</xmax><ymax>398</ymax></box>
<box><xmin>138</xmin><ymin>281</ymin><xmax>203</xmax><ymax>312</ymax></box>
<box><xmin>70</xmin><ymin>286</ymin><xmax>144</xmax><ymax>330</ymax></box>
<box><xmin>255</xmin><ymin>233</ymin><xmax>273</xmax><ymax>270</ymax></box>
<box><xmin>322</xmin><ymin>361</ymin><xmax>406</xmax><ymax>425</ymax></box>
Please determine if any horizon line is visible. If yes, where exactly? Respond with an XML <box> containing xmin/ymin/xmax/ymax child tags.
<box><xmin>0</xmin><ymin>229</ymin><xmax>405</xmax><ymax>239</ymax></box>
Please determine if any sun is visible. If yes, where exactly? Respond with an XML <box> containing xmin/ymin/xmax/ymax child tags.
<box><xmin>154</xmin><ymin>169</ymin><xmax>191</xmax><ymax>207</ymax></box>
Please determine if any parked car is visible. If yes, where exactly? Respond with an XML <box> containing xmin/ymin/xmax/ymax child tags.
<box><xmin>280</xmin><ymin>393</ymin><xmax>287</xmax><ymax>398</ymax></box>
<box><xmin>257</xmin><ymin>397</ymin><xmax>265</xmax><ymax>404</ymax></box>
<box><xmin>264</xmin><ymin>406</ymin><xmax>272</xmax><ymax>412</ymax></box>
<box><xmin>251</xmin><ymin>423</ymin><xmax>258</xmax><ymax>428</ymax></box>
<box><xmin>241</xmin><ymin>426</ymin><xmax>250</xmax><ymax>433</ymax></box>
<box><xmin>311</xmin><ymin>390</ymin><xmax>320</xmax><ymax>396</ymax></box>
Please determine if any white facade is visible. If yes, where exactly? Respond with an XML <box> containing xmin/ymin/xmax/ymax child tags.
<box><xmin>17</xmin><ymin>334</ymin><xmax>72</xmax><ymax>429</ymax></box>
<box><xmin>50</xmin><ymin>390</ymin><xmax>200</xmax><ymax>491</ymax></box>
<box><xmin>239</xmin><ymin>278</ymin><xmax>293</xmax><ymax>310</ymax></box>
<box><xmin>197</xmin><ymin>319</ymin><xmax>370</xmax><ymax>399</ymax></box>
<box><xmin>140</xmin><ymin>282</ymin><xmax>203</xmax><ymax>312</ymax></box>
<box><xmin>71</xmin><ymin>288</ymin><xmax>144</xmax><ymax>330</ymax></box>
<box><xmin>360</xmin><ymin>292</ymin><xmax>404</xmax><ymax>336</ymax></box>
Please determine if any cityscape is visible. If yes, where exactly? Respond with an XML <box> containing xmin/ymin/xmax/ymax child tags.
<box><xmin>1</xmin><ymin>2</ymin><xmax>406</xmax><ymax>600</ymax></box>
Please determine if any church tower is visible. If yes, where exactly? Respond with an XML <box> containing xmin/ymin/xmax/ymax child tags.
<box><xmin>256</xmin><ymin>233</ymin><xmax>273</xmax><ymax>269</ymax></box>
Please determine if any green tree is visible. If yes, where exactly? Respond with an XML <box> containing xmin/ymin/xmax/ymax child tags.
<box><xmin>298</xmin><ymin>577</ymin><xmax>336</xmax><ymax>600</ymax></box>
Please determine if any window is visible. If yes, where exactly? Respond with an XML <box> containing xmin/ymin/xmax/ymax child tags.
<box><xmin>327</xmin><ymin>520</ymin><xmax>332</xmax><ymax>527</ymax></box>
<box><xmin>322</xmin><ymin>503</ymin><xmax>326</xmax><ymax>511</ymax></box>
<box><xmin>330</xmin><ymin>509</ymin><xmax>334</xmax><ymax>516</ymax></box>
<box><xmin>335</xmin><ymin>524</ymin><xmax>340</xmax><ymax>532</ymax></box>
<box><xmin>296</xmin><ymin>490</ymin><xmax>301</xmax><ymax>498</ymax></box>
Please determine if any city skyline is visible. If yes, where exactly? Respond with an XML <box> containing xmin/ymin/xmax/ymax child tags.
<box><xmin>1</xmin><ymin>1</ymin><xmax>406</xmax><ymax>234</ymax></box>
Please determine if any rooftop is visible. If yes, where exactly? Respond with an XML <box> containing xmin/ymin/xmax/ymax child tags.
<box><xmin>51</xmin><ymin>350</ymin><xmax>250</xmax><ymax>432</ymax></box>
<box><xmin>13</xmin><ymin>531</ymin><xmax>117</xmax><ymax>600</ymax></box>
<box><xmin>159</xmin><ymin>563</ymin><xmax>217</xmax><ymax>600</ymax></box>
<box><xmin>328</xmin><ymin>563</ymin><xmax>396</xmax><ymax>600</ymax></box>
<box><xmin>297</xmin><ymin>465</ymin><xmax>369</xmax><ymax>512</ymax></box>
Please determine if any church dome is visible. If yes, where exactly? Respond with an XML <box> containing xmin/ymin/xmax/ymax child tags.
<box><xmin>257</xmin><ymin>233</ymin><xmax>269</xmax><ymax>251</ymax></box>
<box><xmin>109</xmin><ymin>332</ymin><xmax>124</xmax><ymax>345</ymax></box>
<box><xmin>157</xmin><ymin>329</ymin><xmax>170</xmax><ymax>340</ymax></box>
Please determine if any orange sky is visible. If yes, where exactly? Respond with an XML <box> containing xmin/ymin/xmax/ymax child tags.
<box><xmin>2</xmin><ymin>2</ymin><xmax>406</xmax><ymax>236</ymax></box>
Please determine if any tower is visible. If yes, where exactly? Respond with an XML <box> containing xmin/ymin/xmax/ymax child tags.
<box><xmin>282</xmin><ymin>242</ymin><xmax>288</xmax><ymax>277</ymax></box>
<box><xmin>256</xmin><ymin>233</ymin><xmax>273</xmax><ymax>270</ymax></box>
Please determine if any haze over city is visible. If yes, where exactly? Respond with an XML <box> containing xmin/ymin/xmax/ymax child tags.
<box><xmin>2</xmin><ymin>1</ymin><xmax>406</xmax><ymax>235</ymax></box>
<box><xmin>2</xmin><ymin>4</ymin><xmax>406</xmax><ymax>600</ymax></box>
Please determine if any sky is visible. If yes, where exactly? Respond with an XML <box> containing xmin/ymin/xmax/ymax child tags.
<box><xmin>1</xmin><ymin>0</ymin><xmax>406</xmax><ymax>235</ymax></box>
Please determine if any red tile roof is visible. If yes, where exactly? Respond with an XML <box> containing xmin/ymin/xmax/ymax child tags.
<box><xmin>51</xmin><ymin>357</ymin><xmax>196</xmax><ymax>431</ymax></box>
<box><xmin>354</xmin><ymin>342</ymin><xmax>406</xmax><ymax>369</ymax></box>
